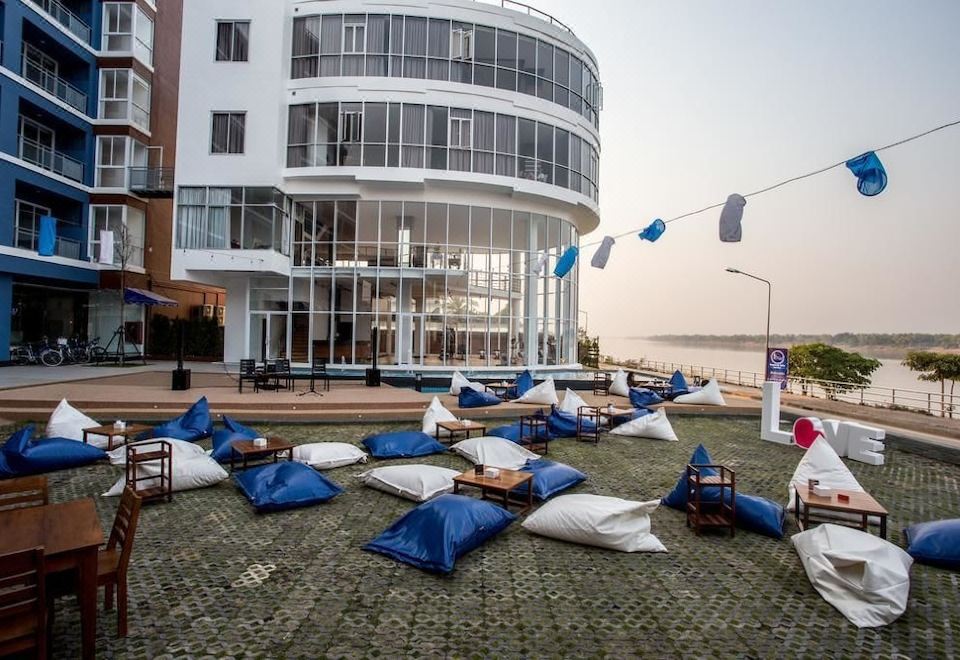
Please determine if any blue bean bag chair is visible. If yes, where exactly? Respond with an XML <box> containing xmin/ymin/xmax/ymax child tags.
<box><xmin>904</xmin><ymin>519</ymin><xmax>960</xmax><ymax>569</ymax></box>
<box><xmin>547</xmin><ymin>408</ymin><xmax>595</xmax><ymax>438</ymax></box>
<box><xmin>234</xmin><ymin>462</ymin><xmax>343</xmax><ymax>513</ymax></box>
<box><xmin>504</xmin><ymin>370</ymin><xmax>535</xmax><ymax>400</ymax></box>
<box><xmin>629</xmin><ymin>388</ymin><xmax>663</xmax><ymax>408</ymax></box>
<box><xmin>139</xmin><ymin>397</ymin><xmax>214</xmax><ymax>442</ymax></box>
<box><xmin>0</xmin><ymin>426</ymin><xmax>107</xmax><ymax>478</ymax></box>
<box><xmin>211</xmin><ymin>416</ymin><xmax>260</xmax><ymax>463</ymax></box>
<box><xmin>362</xmin><ymin>431</ymin><xmax>448</xmax><ymax>459</ymax></box>
<box><xmin>364</xmin><ymin>493</ymin><xmax>516</xmax><ymax>573</ymax></box>
<box><xmin>662</xmin><ymin>370</ymin><xmax>690</xmax><ymax>400</ymax></box>
<box><xmin>515</xmin><ymin>459</ymin><xmax>587</xmax><ymax>500</ymax></box>
<box><xmin>458</xmin><ymin>388</ymin><xmax>502</xmax><ymax>408</ymax></box>
<box><xmin>662</xmin><ymin>444</ymin><xmax>785</xmax><ymax>539</ymax></box>
<box><xmin>489</xmin><ymin>423</ymin><xmax>523</xmax><ymax>443</ymax></box>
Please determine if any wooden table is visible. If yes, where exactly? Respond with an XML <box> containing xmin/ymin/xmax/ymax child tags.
<box><xmin>436</xmin><ymin>420</ymin><xmax>487</xmax><ymax>445</ymax></box>
<box><xmin>598</xmin><ymin>406</ymin><xmax>635</xmax><ymax>429</ymax></box>
<box><xmin>794</xmin><ymin>485</ymin><xmax>889</xmax><ymax>538</ymax></box>
<box><xmin>485</xmin><ymin>382</ymin><xmax>514</xmax><ymax>400</ymax></box>
<box><xmin>453</xmin><ymin>468</ymin><xmax>534</xmax><ymax>513</ymax></box>
<box><xmin>0</xmin><ymin>498</ymin><xmax>103</xmax><ymax>659</ymax></box>
<box><xmin>82</xmin><ymin>423</ymin><xmax>153</xmax><ymax>451</ymax></box>
<box><xmin>229</xmin><ymin>437</ymin><xmax>295</xmax><ymax>472</ymax></box>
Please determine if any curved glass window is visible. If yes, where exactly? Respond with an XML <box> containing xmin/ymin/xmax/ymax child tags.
<box><xmin>291</xmin><ymin>14</ymin><xmax>602</xmax><ymax>128</ymax></box>
<box><xmin>286</xmin><ymin>102</ymin><xmax>599</xmax><ymax>203</ymax></box>
<box><xmin>286</xmin><ymin>200</ymin><xmax>579</xmax><ymax>368</ymax></box>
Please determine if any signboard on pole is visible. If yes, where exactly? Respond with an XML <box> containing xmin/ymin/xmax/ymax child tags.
<box><xmin>766</xmin><ymin>347</ymin><xmax>789</xmax><ymax>389</ymax></box>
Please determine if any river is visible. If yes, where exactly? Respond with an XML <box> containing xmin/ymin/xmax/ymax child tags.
<box><xmin>601</xmin><ymin>337</ymin><xmax>943</xmax><ymax>396</ymax></box>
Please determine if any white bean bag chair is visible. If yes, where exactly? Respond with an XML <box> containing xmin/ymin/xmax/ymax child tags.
<box><xmin>450</xmin><ymin>436</ymin><xmax>539</xmax><ymax>469</ymax></box>
<box><xmin>45</xmin><ymin>399</ymin><xmax>120</xmax><ymax>449</ymax></box>
<box><xmin>787</xmin><ymin>437</ymin><xmax>865</xmax><ymax>514</ymax></box>
<box><xmin>609</xmin><ymin>409</ymin><xmax>678</xmax><ymax>442</ymax></box>
<box><xmin>448</xmin><ymin>371</ymin><xmax>484</xmax><ymax>396</ymax></box>
<box><xmin>103</xmin><ymin>452</ymin><xmax>227</xmax><ymax>496</ymax></box>
<box><xmin>523</xmin><ymin>494</ymin><xmax>667</xmax><ymax>553</ymax></box>
<box><xmin>558</xmin><ymin>388</ymin><xmax>589</xmax><ymax>415</ymax></box>
<box><xmin>293</xmin><ymin>443</ymin><xmax>368</xmax><ymax>470</ymax></box>
<box><xmin>358</xmin><ymin>465</ymin><xmax>461</xmax><ymax>502</ymax></box>
<box><xmin>609</xmin><ymin>369</ymin><xmax>630</xmax><ymax>397</ymax></box>
<box><xmin>422</xmin><ymin>396</ymin><xmax>458</xmax><ymax>436</ymax></box>
<box><xmin>673</xmin><ymin>379</ymin><xmax>726</xmax><ymax>406</ymax></box>
<box><xmin>792</xmin><ymin>524</ymin><xmax>913</xmax><ymax>628</ymax></box>
<box><xmin>107</xmin><ymin>438</ymin><xmax>208</xmax><ymax>466</ymax></box>
<box><xmin>515</xmin><ymin>377</ymin><xmax>559</xmax><ymax>406</ymax></box>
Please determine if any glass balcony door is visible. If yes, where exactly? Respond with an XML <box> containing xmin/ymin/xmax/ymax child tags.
<box><xmin>249</xmin><ymin>313</ymin><xmax>289</xmax><ymax>362</ymax></box>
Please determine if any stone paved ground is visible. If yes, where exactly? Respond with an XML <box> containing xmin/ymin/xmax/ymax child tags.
<box><xmin>8</xmin><ymin>416</ymin><xmax>960</xmax><ymax>659</ymax></box>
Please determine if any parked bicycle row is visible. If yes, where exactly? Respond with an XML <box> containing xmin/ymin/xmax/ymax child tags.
<box><xmin>9</xmin><ymin>336</ymin><xmax>105</xmax><ymax>366</ymax></box>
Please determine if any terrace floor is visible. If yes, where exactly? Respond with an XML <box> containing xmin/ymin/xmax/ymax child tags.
<box><xmin>14</xmin><ymin>416</ymin><xmax>959</xmax><ymax>659</ymax></box>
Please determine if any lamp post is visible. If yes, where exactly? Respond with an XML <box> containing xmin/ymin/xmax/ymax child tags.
<box><xmin>725</xmin><ymin>267</ymin><xmax>772</xmax><ymax>373</ymax></box>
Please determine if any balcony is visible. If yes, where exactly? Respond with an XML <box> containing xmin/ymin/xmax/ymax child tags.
<box><xmin>18</xmin><ymin>135</ymin><xmax>84</xmax><ymax>183</ymax></box>
<box><xmin>15</xmin><ymin>226</ymin><xmax>82</xmax><ymax>259</ymax></box>
<box><xmin>22</xmin><ymin>56</ymin><xmax>87</xmax><ymax>113</ymax></box>
<box><xmin>128</xmin><ymin>167</ymin><xmax>174</xmax><ymax>197</ymax></box>
<box><xmin>28</xmin><ymin>0</ymin><xmax>92</xmax><ymax>44</ymax></box>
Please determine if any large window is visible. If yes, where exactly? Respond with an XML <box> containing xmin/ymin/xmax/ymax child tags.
<box><xmin>98</xmin><ymin>70</ymin><xmax>151</xmax><ymax>130</ymax></box>
<box><xmin>286</xmin><ymin>102</ymin><xmax>600</xmax><ymax>202</ymax></box>
<box><xmin>176</xmin><ymin>187</ymin><xmax>290</xmax><ymax>253</ymax></box>
<box><xmin>291</xmin><ymin>13</ymin><xmax>602</xmax><ymax>128</ymax></box>
<box><xmin>102</xmin><ymin>3</ymin><xmax>154</xmax><ymax>65</ymax></box>
<box><xmin>90</xmin><ymin>205</ymin><xmax>145</xmax><ymax>267</ymax></box>
<box><xmin>216</xmin><ymin>21</ymin><xmax>250</xmax><ymax>62</ymax></box>
<box><xmin>95</xmin><ymin>136</ymin><xmax>147</xmax><ymax>188</ymax></box>
<box><xmin>283</xmin><ymin>200</ymin><xmax>579</xmax><ymax>368</ymax></box>
<box><xmin>14</xmin><ymin>200</ymin><xmax>51</xmax><ymax>252</ymax></box>
<box><xmin>211</xmin><ymin>112</ymin><xmax>246</xmax><ymax>154</ymax></box>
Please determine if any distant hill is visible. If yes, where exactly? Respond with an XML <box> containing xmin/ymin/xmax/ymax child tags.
<box><xmin>639</xmin><ymin>334</ymin><xmax>960</xmax><ymax>358</ymax></box>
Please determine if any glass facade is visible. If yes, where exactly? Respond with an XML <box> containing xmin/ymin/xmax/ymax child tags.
<box><xmin>291</xmin><ymin>14</ymin><xmax>602</xmax><ymax>128</ymax></box>
<box><xmin>242</xmin><ymin>199</ymin><xmax>579</xmax><ymax>368</ymax></box>
<box><xmin>176</xmin><ymin>187</ymin><xmax>291</xmax><ymax>253</ymax></box>
<box><xmin>287</xmin><ymin>101</ymin><xmax>599</xmax><ymax>203</ymax></box>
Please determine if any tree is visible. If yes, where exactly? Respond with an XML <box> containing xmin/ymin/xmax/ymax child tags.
<box><xmin>902</xmin><ymin>351</ymin><xmax>960</xmax><ymax>418</ymax></box>
<box><xmin>112</xmin><ymin>222</ymin><xmax>139</xmax><ymax>366</ymax></box>
<box><xmin>788</xmin><ymin>343</ymin><xmax>881</xmax><ymax>399</ymax></box>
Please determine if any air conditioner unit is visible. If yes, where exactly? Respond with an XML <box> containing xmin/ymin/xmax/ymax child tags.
<box><xmin>193</xmin><ymin>304</ymin><xmax>214</xmax><ymax>320</ymax></box>
<box><xmin>202</xmin><ymin>304</ymin><xmax>214</xmax><ymax>319</ymax></box>
<box><xmin>215</xmin><ymin>305</ymin><xmax>225</xmax><ymax>326</ymax></box>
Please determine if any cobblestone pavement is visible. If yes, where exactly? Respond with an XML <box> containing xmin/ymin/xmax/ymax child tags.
<box><xmin>9</xmin><ymin>416</ymin><xmax>959</xmax><ymax>659</ymax></box>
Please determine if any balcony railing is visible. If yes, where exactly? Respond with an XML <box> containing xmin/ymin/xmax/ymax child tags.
<box><xmin>22</xmin><ymin>57</ymin><xmax>87</xmax><ymax>112</ymax></box>
<box><xmin>128</xmin><ymin>167</ymin><xmax>174</xmax><ymax>197</ymax></box>
<box><xmin>15</xmin><ymin>227</ymin><xmax>81</xmax><ymax>259</ymax></box>
<box><xmin>18</xmin><ymin>135</ymin><xmax>85</xmax><ymax>182</ymax></box>
<box><xmin>29</xmin><ymin>0</ymin><xmax>92</xmax><ymax>44</ymax></box>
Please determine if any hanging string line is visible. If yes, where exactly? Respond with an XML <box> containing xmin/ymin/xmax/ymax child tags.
<box><xmin>578</xmin><ymin>116</ymin><xmax>960</xmax><ymax>251</ymax></box>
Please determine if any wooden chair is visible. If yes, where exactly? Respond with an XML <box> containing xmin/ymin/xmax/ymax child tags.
<box><xmin>272</xmin><ymin>359</ymin><xmax>292</xmax><ymax>391</ymax></box>
<box><xmin>0</xmin><ymin>547</ymin><xmax>46</xmax><ymax>659</ymax></box>
<box><xmin>101</xmin><ymin>486</ymin><xmax>142</xmax><ymax>637</ymax></box>
<box><xmin>238</xmin><ymin>359</ymin><xmax>260</xmax><ymax>393</ymax></box>
<box><xmin>0</xmin><ymin>475</ymin><xmax>48</xmax><ymax>511</ymax></box>
<box><xmin>47</xmin><ymin>487</ymin><xmax>143</xmax><ymax>639</ymax></box>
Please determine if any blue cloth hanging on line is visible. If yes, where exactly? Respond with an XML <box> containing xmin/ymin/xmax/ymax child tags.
<box><xmin>639</xmin><ymin>219</ymin><xmax>665</xmax><ymax>242</ymax></box>
<box><xmin>554</xmin><ymin>246</ymin><xmax>579</xmax><ymax>277</ymax></box>
<box><xmin>38</xmin><ymin>216</ymin><xmax>57</xmax><ymax>257</ymax></box>
<box><xmin>845</xmin><ymin>151</ymin><xmax>887</xmax><ymax>196</ymax></box>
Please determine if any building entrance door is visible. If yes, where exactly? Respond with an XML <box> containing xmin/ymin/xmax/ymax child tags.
<box><xmin>249</xmin><ymin>313</ymin><xmax>288</xmax><ymax>362</ymax></box>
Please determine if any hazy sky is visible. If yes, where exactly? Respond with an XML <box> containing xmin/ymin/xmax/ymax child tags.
<box><xmin>534</xmin><ymin>0</ymin><xmax>960</xmax><ymax>337</ymax></box>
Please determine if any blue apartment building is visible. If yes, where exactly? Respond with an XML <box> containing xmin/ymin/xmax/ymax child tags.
<box><xmin>0</xmin><ymin>0</ymin><xmax>162</xmax><ymax>362</ymax></box>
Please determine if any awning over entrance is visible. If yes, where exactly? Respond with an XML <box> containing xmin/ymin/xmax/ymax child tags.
<box><xmin>124</xmin><ymin>287</ymin><xmax>178</xmax><ymax>307</ymax></box>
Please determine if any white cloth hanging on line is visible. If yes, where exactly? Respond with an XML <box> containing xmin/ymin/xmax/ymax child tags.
<box><xmin>719</xmin><ymin>194</ymin><xmax>746</xmax><ymax>242</ymax></box>
<box><xmin>591</xmin><ymin>236</ymin><xmax>615</xmax><ymax>269</ymax></box>
<box><xmin>99</xmin><ymin>230</ymin><xmax>115</xmax><ymax>265</ymax></box>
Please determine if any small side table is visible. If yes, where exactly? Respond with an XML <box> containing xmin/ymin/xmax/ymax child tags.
<box><xmin>83</xmin><ymin>423</ymin><xmax>153</xmax><ymax>451</ymax></box>
<box><xmin>576</xmin><ymin>406</ymin><xmax>602</xmax><ymax>444</ymax></box>
<box><xmin>436</xmin><ymin>420</ymin><xmax>487</xmax><ymax>445</ymax></box>
<box><xmin>126</xmin><ymin>440</ymin><xmax>173</xmax><ymax>503</ymax></box>
<box><xmin>229</xmin><ymin>437</ymin><xmax>295</xmax><ymax>472</ymax></box>
<box><xmin>686</xmin><ymin>464</ymin><xmax>735</xmax><ymax>537</ymax></box>
<box><xmin>486</xmin><ymin>382</ymin><xmax>514</xmax><ymax>401</ymax></box>
<box><xmin>519</xmin><ymin>412</ymin><xmax>549</xmax><ymax>454</ymax></box>
<box><xmin>453</xmin><ymin>468</ymin><xmax>534</xmax><ymax>514</ymax></box>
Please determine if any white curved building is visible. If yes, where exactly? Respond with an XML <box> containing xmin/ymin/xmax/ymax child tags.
<box><xmin>172</xmin><ymin>0</ymin><xmax>601</xmax><ymax>371</ymax></box>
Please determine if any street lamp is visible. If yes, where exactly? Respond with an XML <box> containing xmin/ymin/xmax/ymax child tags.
<box><xmin>725</xmin><ymin>267</ymin><xmax>772</xmax><ymax>371</ymax></box>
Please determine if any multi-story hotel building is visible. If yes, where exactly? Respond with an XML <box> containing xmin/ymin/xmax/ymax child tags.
<box><xmin>0</xmin><ymin>0</ymin><xmax>223</xmax><ymax>363</ymax></box>
<box><xmin>172</xmin><ymin>0</ymin><xmax>601</xmax><ymax>371</ymax></box>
